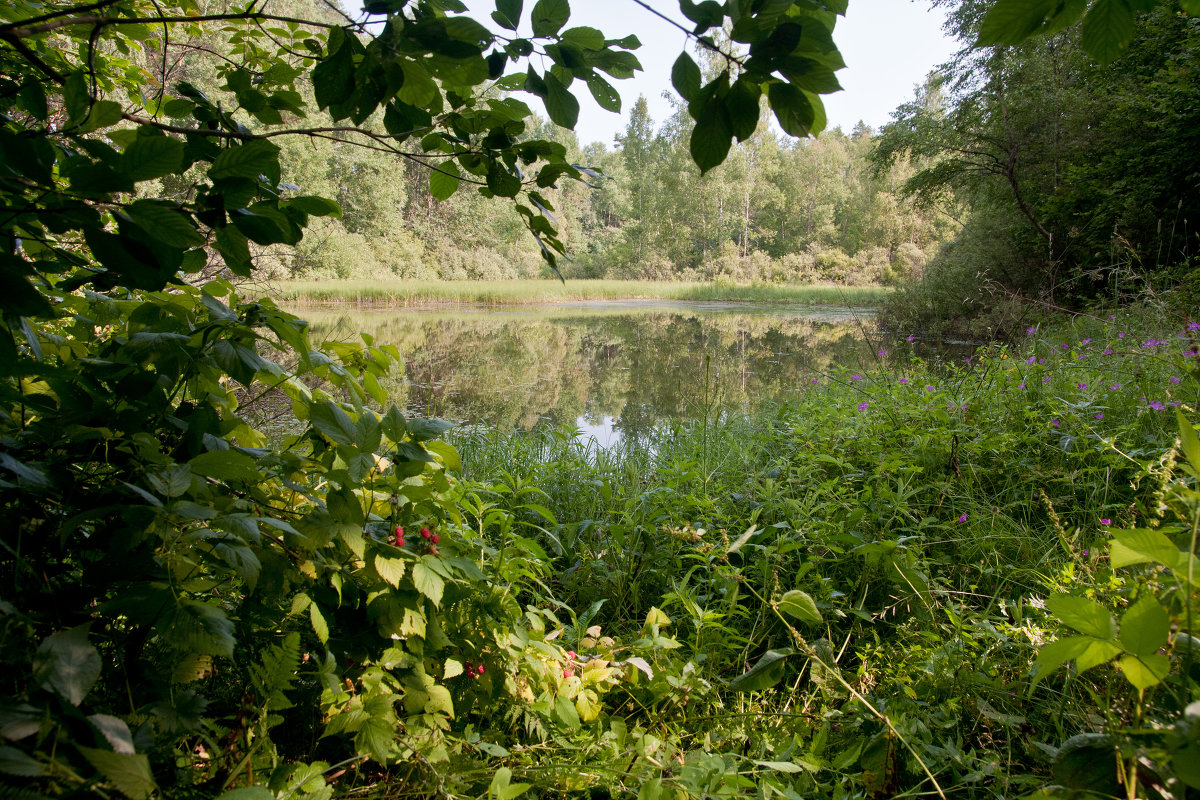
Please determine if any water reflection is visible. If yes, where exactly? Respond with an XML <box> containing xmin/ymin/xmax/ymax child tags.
<box><xmin>297</xmin><ymin>301</ymin><xmax>918</xmax><ymax>441</ymax></box>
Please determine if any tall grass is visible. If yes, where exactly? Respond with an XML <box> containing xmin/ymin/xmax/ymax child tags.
<box><xmin>271</xmin><ymin>278</ymin><xmax>891</xmax><ymax>307</ymax></box>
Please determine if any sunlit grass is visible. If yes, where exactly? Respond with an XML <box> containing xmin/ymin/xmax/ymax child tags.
<box><xmin>270</xmin><ymin>278</ymin><xmax>892</xmax><ymax>307</ymax></box>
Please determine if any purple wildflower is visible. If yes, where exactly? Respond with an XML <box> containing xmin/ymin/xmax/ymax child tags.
<box><xmin>899</xmin><ymin>378</ymin><xmax>909</xmax><ymax>384</ymax></box>
<box><xmin>877</xmin><ymin>349</ymin><xmax>887</xmax><ymax>357</ymax></box>
<box><xmin>1104</xmin><ymin>349</ymin><xmax>1113</xmax><ymax>355</ymax></box>
<box><xmin>1109</xmin><ymin>384</ymin><xmax>1120</xmax><ymax>390</ymax></box>
<box><xmin>1026</xmin><ymin>356</ymin><xmax>1036</xmax><ymax>365</ymax></box>
<box><xmin>957</xmin><ymin>513</ymin><xmax>968</xmax><ymax>523</ymax></box>
<box><xmin>906</xmin><ymin>334</ymin><xmax>916</xmax><ymax>342</ymax></box>
<box><xmin>1095</xmin><ymin>412</ymin><xmax>1103</xmax><ymax>419</ymax></box>
<box><xmin>1149</xmin><ymin>400</ymin><xmax>1165</xmax><ymax>410</ymax></box>
<box><xmin>1026</xmin><ymin>327</ymin><xmax>1036</xmax><ymax>334</ymax></box>
<box><xmin>1189</xmin><ymin>322</ymin><xmax>1200</xmax><ymax>331</ymax></box>
<box><xmin>1077</xmin><ymin>382</ymin><xmax>1087</xmax><ymax>390</ymax></box>
<box><xmin>1081</xmin><ymin>338</ymin><xmax>1092</xmax><ymax>346</ymax></box>
<box><xmin>851</xmin><ymin>375</ymin><xmax>863</xmax><ymax>381</ymax></box>
<box><xmin>1052</xmin><ymin>419</ymin><xmax>1060</xmax><ymax>427</ymax></box>
<box><xmin>926</xmin><ymin>385</ymin><xmax>934</xmax><ymax>391</ymax></box>
<box><xmin>1017</xmin><ymin>383</ymin><xmax>1026</xmax><ymax>389</ymax></box>
<box><xmin>857</xmin><ymin>401</ymin><xmax>869</xmax><ymax>411</ymax></box>
<box><xmin>1118</xmin><ymin>332</ymin><xmax>1127</xmax><ymax>338</ymax></box>
<box><xmin>1100</xmin><ymin>519</ymin><xmax>1111</xmax><ymax>526</ymax></box>
<box><xmin>1170</xmin><ymin>376</ymin><xmax>1180</xmax><ymax>383</ymax></box>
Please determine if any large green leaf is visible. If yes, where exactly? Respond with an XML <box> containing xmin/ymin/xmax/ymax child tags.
<box><xmin>124</xmin><ymin>200</ymin><xmax>205</xmax><ymax>248</ymax></box>
<box><xmin>1045</xmin><ymin>594</ymin><xmax>1116</xmax><ymax>639</ymax></box>
<box><xmin>412</xmin><ymin>560</ymin><xmax>445</xmax><ymax>606</ymax></box>
<box><xmin>778</xmin><ymin>590</ymin><xmax>821</xmax><ymax>624</ymax></box>
<box><xmin>690</xmin><ymin>97</ymin><xmax>733</xmax><ymax>174</ymax></box>
<box><xmin>210</xmin><ymin>139</ymin><xmax>282</xmax><ymax>181</ymax></box>
<box><xmin>1118</xmin><ymin>653</ymin><xmax>1170</xmax><ymax>689</ymax></box>
<box><xmin>729</xmin><ymin>648</ymin><xmax>793</xmax><ymax>692</ymax></box>
<box><xmin>160</xmin><ymin>600</ymin><xmax>235</xmax><ymax>657</ymax></box>
<box><xmin>543</xmin><ymin>72</ymin><xmax>580</xmax><ymax>129</ymax></box>
<box><xmin>493</xmin><ymin>0</ymin><xmax>523</xmax><ymax>30</ymax></box>
<box><xmin>121</xmin><ymin>133</ymin><xmax>185</xmax><ymax>181</ymax></box>
<box><xmin>1118</xmin><ymin>595</ymin><xmax>1170</xmax><ymax>658</ymax></box>
<box><xmin>78</xmin><ymin>748</ymin><xmax>156</xmax><ymax>800</ymax></box>
<box><xmin>671</xmin><ymin>52</ymin><xmax>702</xmax><ymax>102</ymax></box>
<box><xmin>530</xmin><ymin>0</ymin><xmax>569</xmax><ymax>37</ymax></box>
<box><xmin>1081</xmin><ymin>0</ymin><xmax>1135</xmax><ymax>64</ymax></box>
<box><xmin>430</xmin><ymin>161</ymin><xmax>462</xmax><ymax>200</ymax></box>
<box><xmin>978</xmin><ymin>0</ymin><xmax>1056</xmax><ymax>45</ymax></box>
<box><xmin>34</xmin><ymin>627</ymin><xmax>101</xmax><ymax>706</ymax></box>
<box><xmin>189</xmin><ymin>450</ymin><xmax>260</xmax><ymax>483</ymax></box>
<box><xmin>1110</xmin><ymin>528</ymin><xmax>1182</xmax><ymax>569</ymax></box>
<box><xmin>586</xmin><ymin>74</ymin><xmax>621</xmax><ymax>113</ymax></box>
<box><xmin>310</xmin><ymin>401</ymin><xmax>357</xmax><ymax>446</ymax></box>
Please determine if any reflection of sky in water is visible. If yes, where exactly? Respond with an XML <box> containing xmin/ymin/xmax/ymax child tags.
<box><xmin>299</xmin><ymin>302</ymin><xmax>969</xmax><ymax>448</ymax></box>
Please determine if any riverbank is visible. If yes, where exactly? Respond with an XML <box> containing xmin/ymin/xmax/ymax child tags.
<box><xmin>270</xmin><ymin>278</ymin><xmax>891</xmax><ymax>307</ymax></box>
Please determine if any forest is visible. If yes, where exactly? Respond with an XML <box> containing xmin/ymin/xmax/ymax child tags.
<box><xmin>1</xmin><ymin>0</ymin><xmax>1199</xmax><ymax>799</ymax></box>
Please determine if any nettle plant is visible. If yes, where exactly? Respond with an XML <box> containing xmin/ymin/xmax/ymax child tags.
<box><xmin>1031</xmin><ymin>410</ymin><xmax>1200</xmax><ymax>799</ymax></box>
<box><xmin>0</xmin><ymin>0</ymin><xmax>856</xmax><ymax>796</ymax></box>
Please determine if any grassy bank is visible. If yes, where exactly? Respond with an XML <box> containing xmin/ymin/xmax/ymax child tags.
<box><xmin>271</xmin><ymin>278</ymin><xmax>891</xmax><ymax>306</ymax></box>
<box><xmin>438</xmin><ymin>308</ymin><xmax>1200</xmax><ymax>799</ymax></box>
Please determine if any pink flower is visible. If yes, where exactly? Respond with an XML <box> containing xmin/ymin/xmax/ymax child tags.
<box><xmin>957</xmin><ymin>513</ymin><xmax>968</xmax><ymax>523</ymax></box>
<box><xmin>1094</xmin><ymin>412</ymin><xmax>1103</xmax><ymax>419</ymax></box>
<box><xmin>899</xmin><ymin>378</ymin><xmax>909</xmax><ymax>384</ymax></box>
<box><xmin>1118</xmin><ymin>332</ymin><xmax>1127</xmax><ymax>338</ymax></box>
<box><xmin>906</xmin><ymin>334</ymin><xmax>916</xmax><ymax>342</ymax></box>
<box><xmin>1026</xmin><ymin>327</ymin><xmax>1036</xmax><ymax>334</ymax></box>
<box><xmin>1104</xmin><ymin>349</ymin><xmax>1113</xmax><ymax>355</ymax></box>
<box><xmin>1100</xmin><ymin>518</ymin><xmax>1111</xmax><ymax>525</ymax></box>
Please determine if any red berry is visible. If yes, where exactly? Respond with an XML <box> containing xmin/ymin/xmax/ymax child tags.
<box><xmin>563</xmin><ymin>669</ymin><xmax>573</xmax><ymax>679</ymax></box>
<box><xmin>397</xmin><ymin>538</ymin><xmax>405</xmax><ymax>547</ymax></box>
<box><xmin>567</xmin><ymin>650</ymin><xmax>576</xmax><ymax>660</ymax></box>
<box><xmin>420</xmin><ymin>527</ymin><xmax>431</xmax><ymax>539</ymax></box>
<box><xmin>431</xmin><ymin>534</ymin><xmax>439</xmax><ymax>544</ymax></box>
<box><xmin>477</xmin><ymin>664</ymin><xmax>485</xmax><ymax>675</ymax></box>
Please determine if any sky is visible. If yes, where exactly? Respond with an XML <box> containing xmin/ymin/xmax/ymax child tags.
<box><xmin>461</xmin><ymin>0</ymin><xmax>960</xmax><ymax>148</ymax></box>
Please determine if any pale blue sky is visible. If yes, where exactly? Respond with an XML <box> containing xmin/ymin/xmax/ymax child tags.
<box><xmin>462</xmin><ymin>0</ymin><xmax>959</xmax><ymax>146</ymax></box>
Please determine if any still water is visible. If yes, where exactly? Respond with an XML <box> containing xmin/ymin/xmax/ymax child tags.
<box><xmin>299</xmin><ymin>301</ymin><xmax>935</xmax><ymax>446</ymax></box>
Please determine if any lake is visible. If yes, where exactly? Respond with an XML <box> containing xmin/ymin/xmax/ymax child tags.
<box><xmin>298</xmin><ymin>300</ymin><xmax>957</xmax><ymax>446</ymax></box>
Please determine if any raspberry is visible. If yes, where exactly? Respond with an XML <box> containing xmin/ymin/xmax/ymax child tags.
<box><xmin>431</xmin><ymin>534</ymin><xmax>439</xmax><ymax>544</ymax></box>
<box><xmin>420</xmin><ymin>527</ymin><xmax>431</xmax><ymax>539</ymax></box>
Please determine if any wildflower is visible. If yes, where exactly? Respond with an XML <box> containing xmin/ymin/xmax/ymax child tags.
<box><xmin>925</xmin><ymin>385</ymin><xmax>935</xmax><ymax>391</ymax></box>
<box><xmin>899</xmin><ymin>378</ymin><xmax>909</xmax><ymax>384</ymax></box>
<box><xmin>1081</xmin><ymin>338</ymin><xmax>1091</xmax><ymax>346</ymax></box>
<box><xmin>1104</xmin><ymin>349</ymin><xmax>1113</xmax><ymax>355</ymax></box>
<box><xmin>857</xmin><ymin>401</ymin><xmax>869</xmax><ymax>411</ymax></box>
<box><xmin>1100</xmin><ymin>518</ymin><xmax>1111</xmax><ymax>525</ymax></box>
<box><xmin>1094</xmin><ymin>412</ymin><xmax>1103</xmax><ymax>419</ymax></box>
<box><xmin>1076</xmin><ymin>355</ymin><xmax>1085</xmax><ymax>360</ymax></box>
<box><xmin>1149</xmin><ymin>400</ymin><xmax>1165</xmax><ymax>410</ymax></box>
<box><xmin>877</xmin><ymin>348</ymin><xmax>887</xmax><ymax>357</ymax></box>
<box><xmin>1052</xmin><ymin>419</ymin><xmax>1060</xmax><ymax>427</ymax></box>
<box><xmin>1118</xmin><ymin>332</ymin><xmax>1127</xmax><ymax>338</ymax></box>
<box><xmin>1026</xmin><ymin>327</ymin><xmax>1036</xmax><ymax>334</ymax></box>
<box><xmin>811</xmin><ymin>378</ymin><xmax>818</xmax><ymax>384</ymax></box>
<box><xmin>957</xmin><ymin>513</ymin><xmax>968</xmax><ymax>523</ymax></box>
<box><xmin>1060</xmin><ymin>344</ymin><xmax>1069</xmax><ymax>350</ymax></box>
<box><xmin>1027</xmin><ymin>596</ymin><xmax>1046</xmax><ymax>610</ymax></box>
<box><xmin>1026</xmin><ymin>356</ymin><xmax>1037</xmax><ymax>365</ymax></box>
<box><xmin>851</xmin><ymin>375</ymin><xmax>863</xmax><ymax>381</ymax></box>
<box><xmin>1189</xmin><ymin>322</ymin><xmax>1200</xmax><ymax>331</ymax></box>
<box><xmin>1108</xmin><ymin>314</ymin><xmax>1116</xmax><ymax>320</ymax></box>
<box><xmin>1143</xmin><ymin>339</ymin><xmax>1156</xmax><ymax>348</ymax></box>
<box><xmin>1077</xmin><ymin>383</ymin><xmax>1087</xmax><ymax>390</ymax></box>
<box><xmin>1082</xmin><ymin>549</ymin><xmax>1090</xmax><ymax>557</ymax></box>
<box><xmin>906</xmin><ymin>334</ymin><xmax>916</xmax><ymax>342</ymax></box>
<box><xmin>1043</xmin><ymin>377</ymin><xmax>1051</xmax><ymax>383</ymax></box>
<box><xmin>1038</xmin><ymin>358</ymin><xmax>1045</xmax><ymax>364</ymax></box>
<box><xmin>1109</xmin><ymin>384</ymin><xmax>1119</xmax><ymax>390</ymax></box>
<box><xmin>1017</xmin><ymin>383</ymin><xmax>1026</xmax><ymax>389</ymax></box>
<box><xmin>1170</xmin><ymin>376</ymin><xmax>1180</xmax><ymax>383</ymax></box>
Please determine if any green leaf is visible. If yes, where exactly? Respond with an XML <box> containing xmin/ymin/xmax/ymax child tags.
<box><xmin>310</xmin><ymin>401</ymin><xmax>357</xmax><ymax>446</ymax></box>
<box><xmin>35</xmin><ymin>626</ymin><xmax>101</xmax><ymax>706</ymax></box>
<box><xmin>124</xmin><ymin>200</ymin><xmax>205</xmax><ymax>248</ymax></box>
<box><xmin>216</xmin><ymin>790</ymin><xmax>276</xmax><ymax>800</ymax></box>
<box><xmin>188</xmin><ymin>451</ymin><xmax>260</xmax><ymax>483</ymax></box>
<box><xmin>1110</xmin><ymin>528</ymin><xmax>1183</xmax><ymax>570</ymax></box>
<box><xmin>768</xmin><ymin>81</ymin><xmax>815</xmax><ymax>138</ymax></box>
<box><xmin>1031</xmin><ymin>635</ymin><xmax>1091</xmax><ymax>686</ymax></box>
<box><xmin>78</xmin><ymin>748</ymin><xmax>156</xmax><ymax>800</ymax></box>
<box><xmin>210</xmin><ymin>139</ymin><xmax>282</xmax><ymax>181</ymax></box>
<box><xmin>562</xmin><ymin>26</ymin><xmax>605</xmax><ymax>49</ymax></box>
<box><xmin>586</xmin><ymin>74</ymin><xmax>621</xmax><ymax>113</ymax></box>
<box><xmin>1081</xmin><ymin>0</ymin><xmax>1134</xmax><ymax>64</ymax></box>
<box><xmin>285</xmin><ymin>195</ymin><xmax>342</xmax><ymax>217</ymax></box>
<box><xmin>310</xmin><ymin>602</ymin><xmax>329</xmax><ymax>644</ymax></box>
<box><xmin>375</xmin><ymin>555</ymin><xmax>406</xmax><ymax>587</ymax></box>
<box><xmin>493</xmin><ymin>0</ymin><xmax>523</xmax><ymax>30</ymax></box>
<box><xmin>753</xmin><ymin>760</ymin><xmax>805</xmax><ymax>774</ymax></box>
<box><xmin>690</xmin><ymin>97</ymin><xmax>733</xmax><ymax>175</ymax></box>
<box><xmin>88</xmin><ymin>715</ymin><xmax>134</xmax><ymax>754</ymax></box>
<box><xmin>487</xmin><ymin>161</ymin><xmax>522</xmax><ymax>198</ymax></box>
<box><xmin>121</xmin><ymin>134</ymin><xmax>184</xmax><ymax>181</ymax></box>
<box><xmin>978</xmin><ymin>0</ymin><xmax>1056</xmax><ymax>46</ymax></box>
<box><xmin>0</xmin><ymin>746</ymin><xmax>45</xmax><ymax>777</ymax></box>
<box><xmin>490</xmin><ymin>766</ymin><xmax>533</xmax><ymax>800</ymax></box>
<box><xmin>1119</xmin><ymin>595</ymin><xmax>1169</xmax><ymax>658</ymax></box>
<box><xmin>1052</xmin><ymin>733</ymin><xmax>1120</xmax><ymax>793</ymax></box>
<box><xmin>671</xmin><ymin>52</ymin><xmax>702</xmax><ymax>102</ymax></box>
<box><xmin>543</xmin><ymin>72</ymin><xmax>580</xmax><ymax>129</ymax></box>
<box><xmin>530</xmin><ymin>0</ymin><xmax>569</xmax><ymax>37</ymax></box>
<box><xmin>1119</xmin><ymin>653</ymin><xmax>1169</xmax><ymax>689</ymax></box>
<box><xmin>1045</xmin><ymin>594</ymin><xmax>1116</xmax><ymax>639</ymax></box>
<box><xmin>729</xmin><ymin>648</ymin><xmax>793</xmax><ymax>692</ymax></box>
<box><xmin>412</xmin><ymin>560</ymin><xmax>445</xmax><ymax>606</ymax></box>
<box><xmin>160</xmin><ymin>600</ymin><xmax>235</xmax><ymax>657</ymax></box>
<box><xmin>313</xmin><ymin>32</ymin><xmax>354</xmax><ymax>110</ymax></box>
<box><xmin>1178</xmin><ymin>409</ymin><xmax>1200</xmax><ymax>473</ymax></box>
<box><xmin>778</xmin><ymin>590</ymin><xmax>821</xmax><ymax>624</ymax></box>
<box><xmin>430</xmin><ymin>161</ymin><xmax>462</xmax><ymax>201</ymax></box>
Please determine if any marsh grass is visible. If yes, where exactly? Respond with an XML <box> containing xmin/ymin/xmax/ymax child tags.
<box><xmin>271</xmin><ymin>278</ymin><xmax>892</xmax><ymax>307</ymax></box>
<box><xmin>445</xmin><ymin>308</ymin><xmax>1200</xmax><ymax>797</ymax></box>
